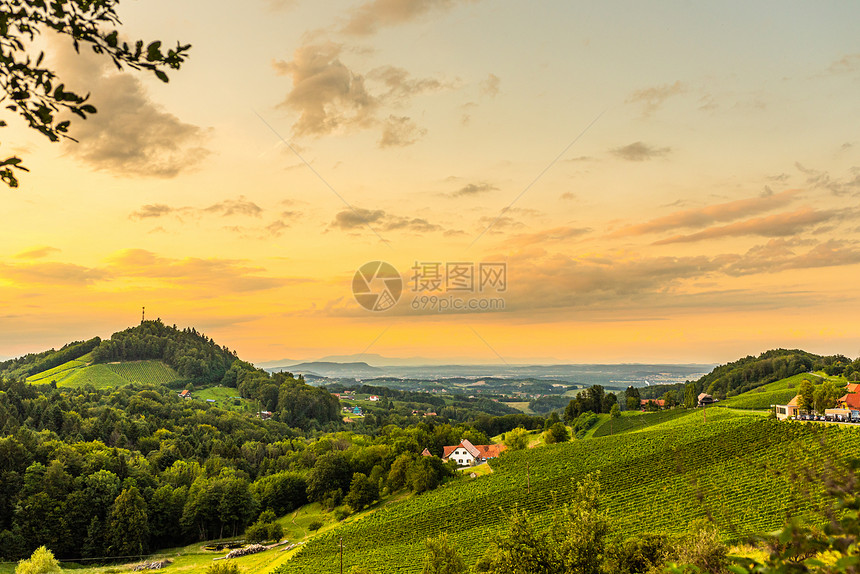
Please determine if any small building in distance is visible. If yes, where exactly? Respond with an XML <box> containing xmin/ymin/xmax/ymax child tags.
<box><xmin>442</xmin><ymin>439</ymin><xmax>506</xmax><ymax>467</ymax></box>
<box><xmin>640</xmin><ymin>398</ymin><xmax>665</xmax><ymax>409</ymax></box>
<box><xmin>368</xmin><ymin>395</ymin><xmax>380</xmax><ymax>402</ymax></box>
<box><xmin>179</xmin><ymin>389</ymin><xmax>190</xmax><ymax>398</ymax></box>
<box><xmin>698</xmin><ymin>393</ymin><xmax>715</xmax><ymax>407</ymax></box>
<box><xmin>774</xmin><ymin>395</ymin><xmax>801</xmax><ymax>420</ymax></box>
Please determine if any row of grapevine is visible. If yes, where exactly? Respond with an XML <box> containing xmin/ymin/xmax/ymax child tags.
<box><xmin>106</xmin><ymin>360</ymin><xmax>181</xmax><ymax>385</ymax></box>
<box><xmin>277</xmin><ymin>410</ymin><xmax>860</xmax><ymax>574</ymax></box>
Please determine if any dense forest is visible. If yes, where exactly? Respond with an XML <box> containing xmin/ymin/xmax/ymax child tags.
<box><xmin>0</xmin><ymin>376</ymin><xmax>519</xmax><ymax>560</ymax></box>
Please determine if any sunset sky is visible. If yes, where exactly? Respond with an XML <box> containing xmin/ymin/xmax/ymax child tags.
<box><xmin>2</xmin><ymin>1</ymin><xmax>859</xmax><ymax>364</ymax></box>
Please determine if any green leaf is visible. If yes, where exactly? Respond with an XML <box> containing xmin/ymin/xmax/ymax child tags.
<box><xmin>154</xmin><ymin>69</ymin><xmax>169</xmax><ymax>83</ymax></box>
<box><xmin>147</xmin><ymin>41</ymin><xmax>163</xmax><ymax>62</ymax></box>
<box><xmin>105</xmin><ymin>30</ymin><xmax>118</xmax><ymax>48</ymax></box>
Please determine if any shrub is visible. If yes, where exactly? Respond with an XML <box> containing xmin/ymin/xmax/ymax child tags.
<box><xmin>308</xmin><ymin>520</ymin><xmax>323</xmax><ymax>531</ymax></box>
<box><xmin>206</xmin><ymin>563</ymin><xmax>239</xmax><ymax>574</ymax></box>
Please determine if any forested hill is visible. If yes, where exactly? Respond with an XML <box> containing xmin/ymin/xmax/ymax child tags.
<box><xmin>91</xmin><ymin>320</ymin><xmax>238</xmax><ymax>383</ymax></box>
<box><xmin>640</xmin><ymin>348</ymin><xmax>859</xmax><ymax>401</ymax></box>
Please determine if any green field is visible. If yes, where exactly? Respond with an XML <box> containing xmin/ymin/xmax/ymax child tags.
<box><xmin>277</xmin><ymin>409</ymin><xmax>860</xmax><ymax>574</ymax></box>
<box><xmin>193</xmin><ymin>385</ymin><xmax>252</xmax><ymax>411</ymax></box>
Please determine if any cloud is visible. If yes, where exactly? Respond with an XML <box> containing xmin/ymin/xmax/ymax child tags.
<box><xmin>827</xmin><ymin>53</ymin><xmax>860</xmax><ymax>75</ymax></box>
<box><xmin>330</xmin><ymin>207</ymin><xmax>441</xmax><ymax>233</ymax></box>
<box><xmin>53</xmin><ymin>40</ymin><xmax>209</xmax><ymax>178</ymax></box>
<box><xmin>331</xmin><ymin>207</ymin><xmax>386</xmax><ymax>230</ymax></box>
<box><xmin>626</xmin><ymin>81</ymin><xmax>684</xmax><ymax>116</ymax></box>
<box><xmin>0</xmin><ymin>262</ymin><xmax>107</xmax><ymax>285</ymax></box>
<box><xmin>275</xmin><ymin>43</ymin><xmax>438</xmax><ymax>145</ymax></box>
<box><xmin>368</xmin><ymin>65</ymin><xmax>445</xmax><ymax>103</ymax></box>
<box><xmin>450</xmin><ymin>182</ymin><xmax>497</xmax><ymax>197</ymax></box>
<box><xmin>342</xmin><ymin>0</ymin><xmax>472</xmax><ymax>35</ymax></box>
<box><xmin>13</xmin><ymin>246</ymin><xmax>61</xmax><ymax>259</ymax></box>
<box><xmin>264</xmin><ymin>0</ymin><xmax>297</xmax><ymax>10</ymax></box>
<box><xmin>611</xmin><ymin>189</ymin><xmax>799</xmax><ymax>237</ymax></box>
<box><xmin>274</xmin><ymin>42</ymin><xmax>378</xmax><ymax>136</ymax></box>
<box><xmin>106</xmin><ymin>249</ymin><xmax>284</xmax><ymax>293</ymax></box>
<box><xmin>501</xmin><ymin>226</ymin><xmax>591</xmax><ymax>248</ymax></box>
<box><xmin>652</xmin><ymin>207</ymin><xmax>836</xmax><ymax>245</ymax></box>
<box><xmin>610</xmin><ymin>141</ymin><xmax>671</xmax><ymax>161</ymax></box>
<box><xmin>202</xmin><ymin>196</ymin><xmax>263</xmax><ymax>217</ymax></box>
<box><xmin>479</xmin><ymin>73</ymin><xmax>500</xmax><ymax>98</ymax></box>
<box><xmin>379</xmin><ymin>115</ymin><xmax>426</xmax><ymax>147</ymax></box>
<box><xmin>560</xmin><ymin>192</ymin><xmax>576</xmax><ymax>201</ymax></box>
<box><xmin>130</xmin><ymin>196</ymin><xmax>265</xmax><ymax>221</ymax></box>
<box><xmin>130</xmin><ymin>204</ymin><xmax>177</xmax><ymax>220</ymax></box>
<box><xmin>795</xmin><ymin>163</ymin><xmax>860</xmax><ymax>196</ymax></box>
<box><xmin>722</xmin><ymin>239</ymin><xmax>860</xmax><ymax>276</ymax></box>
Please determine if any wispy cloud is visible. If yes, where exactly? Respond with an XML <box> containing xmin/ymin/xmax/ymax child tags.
<box><xmin>379</xmin><ymin>115</ymin><xmax>426</xmax><ymax>147</ymax></box>
<box><xmin>341</xmin><ymin>0</ymin><xmax>475</xmax><ymax>35</ymax></box>
<box><xmin>13</xmin><ymin>246</ymin><xmax>61</xmax><ymax>260</ymax></box>
<box><xmin>610</xmin><ymin>141</ymin><xmax>670</xmax><ymax>161</ymax></box>
<box><xmin>330</xmin><ymin>207</ymin><xmax>441</xmax><ymax>233</ymax></box>
<box><xmin>611</xmin><ymin>189</ymin><xmax>800</xmax><ymax>237</ymax></box>
<box><xmin>652</xmin><ymin>207</ymin><xmax>836</xmax><ymax>245</ymax></box>
<box><xmin>626</xmin><ymin>81</ymin><xmax>684</xmax><ymax>116</ymax></box>
<box><xmin>450</xmin><ymin>182</ymin><xmax>498</xmax><ymax>197</ymax></box>
<box><xmin>795</xmin><ymin>163</ymin><xmax>860</xmax><ymax>196</ymax></box>
<box><xmin>479</xmin><ymin>73</ymin><xmax>500</xmax><ymax>97</ymax></box>
<box><xmin>0</xmin><ymin>262</ymin><xmax>107</xmax><ymax>285</ymax></box>
<box><xmin>130</xmin><ymin>196</ymin><xmax>264</xmax><ymax>221</ymax></box>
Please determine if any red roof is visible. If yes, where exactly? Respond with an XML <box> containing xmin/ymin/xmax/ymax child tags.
<box><xmin>421</xmin><ymin>448</ymin><xmax>432</xmax><ymax>457</ymax></box>
<box><xmin>640</xmin><ymin>399</ymin><xmax>665</xmax><ymax>407</ymax></box>
<box><xmin>839</xmin><ymin>390</ymin><xmax>860</xmax><ymax>410</ymax></box>
<box><xmin>442</xmin><ymin>440</ymin><xmax>506</xmax><ymax>460</ymax></box>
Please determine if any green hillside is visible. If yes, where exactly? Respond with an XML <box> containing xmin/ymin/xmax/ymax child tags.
<box><xmin>720</xmin><ymin>372</ymin><xmax>847</xmax><ymax>410</ymax></box>
<box><xmin>23</xmin><ymin>354</ymin><xmax>181</xmax><ymax>389</ymax></box>
<box><xmin>278</xmin><ymin>409</ymin><xmax>860</xmax><ymax>574</ymax></box>
<box><xmin>591</xmin><ymin>408</ymin><xmax>689</xmax><ymax>437</ymax></box>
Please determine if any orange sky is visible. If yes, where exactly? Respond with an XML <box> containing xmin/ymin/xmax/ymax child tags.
<box><xmin>1</xmin><ymin>1</ymin><xmax>859</xmax><ymax>364</ymax></box>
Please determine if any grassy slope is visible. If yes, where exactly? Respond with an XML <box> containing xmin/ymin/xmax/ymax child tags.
<box><xmin>721</xmin><ymin>372</ymin><xmax>847</xmax><ymax>410</ymax></box>
<box><xmin>25</xmin><ymin>355</ymin><xmax>181</xmax><ymax>390</ymax></box>
<box><xmin>278</xmin><ymin>409</ymin><xmax>860</xmax><ymax>574</ymax></box>
<box><xmin>591</xmin><ymin>408</ymin><xmax>689</xmax><ymax>437</ymax></box>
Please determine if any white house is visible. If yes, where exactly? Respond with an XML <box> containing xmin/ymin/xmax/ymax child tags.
<box><xmin>441</xmin><ymin>439</ymin><xmax>506</xmax><ymax>467</ymax></box>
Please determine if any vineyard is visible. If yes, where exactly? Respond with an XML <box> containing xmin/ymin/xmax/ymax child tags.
<box><xmin>106</xmin><ymin>360</ymin><xmax>181</xmax><ymax>385</ymax></box>
<box><xmin>24</xmin><ymin>356</ymin><xmax>181</xmax><ymax>389</ymax></box>
<box><xmin>591</xmin><ymin>408</ymin><xmax>689</xmax><ymax>437</ymax></box>
<box><xmin>25</xmin><ymin>357</ymin><xmax>89</xmax><ymax>385</ymax></box>
<box><xmin>277</xmin><ymin>409</ymin><xmax>860</xmax><ymax>574</ymax></box>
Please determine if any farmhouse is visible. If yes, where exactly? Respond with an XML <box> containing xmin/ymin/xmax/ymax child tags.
<box><xmin>640</xmin><ymin>398</ymin><xmax>665</xmax><ymax>409</ymax></box>
<box><xmin>774</xmin><ymin>396</ymin><xmax>801</xmax><ymax>420</ymax></box>
<box><xmin>697</xmin><ymin>393</ymin><xmax>715</xmax><ymax>406</ymax></box>
<box><xmin>838</xmin><ymin>383</ymin><xmax>860</xmax><ymax>410</ymax></box>
<box><xmin>442</xmin><ymin>439</ymin><xmax>506</xmax><ymax>467</ymax></box>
